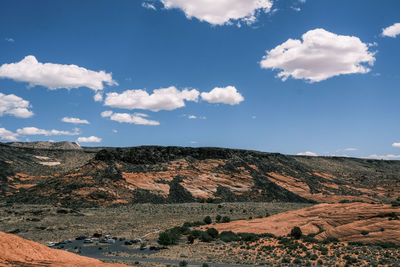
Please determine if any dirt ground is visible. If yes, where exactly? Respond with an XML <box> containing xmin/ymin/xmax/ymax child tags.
<box><xmin>0</xmin><ymin>202</ymin><xmax>311</xmax><ymax>244</ymax></box>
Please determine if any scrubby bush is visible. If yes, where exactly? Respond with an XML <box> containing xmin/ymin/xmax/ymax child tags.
<box><xmin>206</xmin><ymin>228</ymin><xmax>219</xmax><ymax>239</ymax></box>
<box><xmin>158</xmin><ymin>228</ymin><xmax>182</xmax><ymax>245</ymax></box>
<box><xmin>216</xmin><ymin>215</ymin><xmax>222</xmax><ymax>222</ymax></box>
<box><xmin>302</xmin><ymin>235</ymin><xmax>319</xmax><ymax>243</ymax></box>
<box><xmin>290</xmin><ymin>226</ymin><xmax>302</xmax><ymax>239</ymax></box>
<box><xmin>190</xmin><ymin>230</ymin><xmax>203</xmax><ymax>238</ymax></box>
<box><xmin>361</xmin><ymin>230</ymin><xmax>369</xmax><ymax>236</ymax></box>
<box><xmin>200</xmin><ymin>232</ymin><xmax>213</xmax><ymax>242</ymax></box>
<box><xmin>221</xmin><ymin>216</ymin><xmax>231</xmax><ymax>223</ymax></box>
<box><xmin>203</xmin><ymin>216</ymin><xmax>212</xmax><ymax>224</ymax></box>
<box><xmin>259</xmin><ymin>233</ymin><xmax>276</xmax><ymax>238</ymax></box>
<box><xmin>187</xmin><ymin>234</ymin><xmax>195</xmax><ymax>244</ymax></box>
<box><xmin>238</xmin><ymin>233</ymin><xmax>259</xmax><ymax>242</ymax></box>
<box><xmin>179</xmin><ymin>260</ymin><xmax>188</xmax><ymax>267</ymax></box>
<box><xmin>323</xmin><ymin>237</ymin><xmax>339</xmax><ymax>244</ymax></box>
<box><xmin>218</xmin><ymin>231</ymin><xmax>240</xmax><ymax>242</ymax></box>
<box><xmin>391</xmin><ymin>200</ymin><xmax>400</xmax><ymax>207</ymax></box>
<box><xmin>158</xmin><ymin>231</ymin><xmax>174</xmax><ymax>246</ymax></box>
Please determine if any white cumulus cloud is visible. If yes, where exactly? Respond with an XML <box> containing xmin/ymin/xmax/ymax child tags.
<box><xmin>17</xmin><ymin>127</ymin><xmax>80</xmax><ymax>136</ymax></box>
<box><xmin>0</xmin><ymin>55</ymin><xmax>117</xmax><ymax>91</ymax></box>
<box><xmin>297</xmin><ymin>151</ymin><xmax>318</xmax><ymax>156</ymax></box>
<box><xmin>154</xmin><ymin>0</ymin><xmax>273</xmax><ymax>26</ymax></box>
<box><xmin>0</xmin><ymin>92</ymin><xmax>33</xmax><ymax>118</ymax></box>
<box><xmin>0</xmin><ymin>128</ymin><xmax>18</xmax><ymax>141</ymax></box>
<box><xmin>101</xmin><ymin>110</ymin><xmax>160</xmax><ymax>126</ymax></box>
<box><xmin>382</xmin><ymin>23</ymin><xmax>400</xmax><ymax>38</ymax></box>
<box><xmin>392</xmin><ymin>142</ymin><xmax>400</xmax><ymax>148</ymax></box>
<box><xmin>105</xmin><ymin>86</ymin><xmax>199</xmax><ymax>111</ymax></box>
<box><xmin>201</xmin><ymin>86</ymin><xmax>244</xmax><ymax>105</ymax></box>
<box><xmin>260</xmin><ymin>28</ymin><xmax>376</xmax><ymax>82</ymax></box>
<box><xmin>62</xmin><ymin>117</ymin><xmax>89</xmax><ymax>124</ymax></box>
<box><xmin>77</xmin><ymin>136</ymin><xmax>102</xmax><ymax>143</ymax></box>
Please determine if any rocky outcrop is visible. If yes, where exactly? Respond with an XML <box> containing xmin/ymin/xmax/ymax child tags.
<box><xmin>2</xmin><ymin>145</ymin><xmax>400</xmax><ymax>206</ymax></box>
<box><xmin>212</xmin><ymin>203</ymin><xmax>400</xmax><ymax>244</ymax></box>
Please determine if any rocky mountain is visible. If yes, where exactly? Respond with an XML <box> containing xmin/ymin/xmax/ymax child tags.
<box><xmin>1</xmin><ymin>143</ymin><xmax>400</xmax><ymax>207</ymax></box>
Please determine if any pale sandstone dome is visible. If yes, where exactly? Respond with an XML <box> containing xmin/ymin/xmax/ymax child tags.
<box><xmin>212</xmin><ymin>203</ymin><xmax>400</xmax><ymax>244</ymax></box>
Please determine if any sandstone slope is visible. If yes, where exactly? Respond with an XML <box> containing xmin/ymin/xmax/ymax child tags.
<box><xmin>0</xmin><ymin>231</ymin><xmax>126</xmax><ymax>267</ymax></box>
<box><xmin>212</xmin><ymin>203</ymin><xmax>400</xmax><ymax>244</ymax></box>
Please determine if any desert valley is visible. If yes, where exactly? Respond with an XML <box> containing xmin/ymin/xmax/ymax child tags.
<box><xmin>1</xmin><ymin>142</ymin><xmax>399</xmax><ymax>266</ymax></box>
<box><xmin>1</xmin><ymin>1</ymin><xmax>400</xmax><ymax>266</ymax></box>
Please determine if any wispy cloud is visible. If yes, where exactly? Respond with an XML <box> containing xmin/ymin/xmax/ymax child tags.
<box><xmin>101</xmin><ymin>110</ymin><xmax>160</xmax><ymax>125</ymax></box>
<box><xmin>142</xmin><ymin>2</ymin><xmax>156</xmax><ymax>10</ymax></box>
<box><xmin>17</xmin><ymin>127</ymin><xmax>80</xmax><ymax>136</ymax></box>
<box><xmin>62</xmin><ymin>117</ymin><xmax>89</xmax><ymax>124</ymax></box>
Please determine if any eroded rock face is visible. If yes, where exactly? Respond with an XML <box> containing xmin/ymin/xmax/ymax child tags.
<box><xmin>0</xmin><ymin>231</ymin><xmax>126</xmax><ymax>266</ymax></box>
<box><xmin>212</xmin><ymin>203</ymin><xmax>400</xmax><ymax>244</ymax></box>
<box><xmin>2</xmin><ymin>145</ymin><xmax>400</xmax><ymax>206</ymax></box>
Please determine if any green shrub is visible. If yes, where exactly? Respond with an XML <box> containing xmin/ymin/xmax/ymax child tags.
<box><xmin>200</xmin><ymin>232</ymin><xmax>213</xmax><ymax>242</ymax></box>
<box><xmin>206</xmin><ymin>228</ymin><xmax>219</xmax><ymax>239</ymax></box>
<box><xmin>238</xmin><ymin>233</ymin><xmax>259</xmax><ymax>242</ymax></box>
<box><xmin>290</xmin><ymin>226</ymin><xmax>302</xmax><ymax>239</ymax></box>
<box><xmin>221</xmin><ymin>216</ymin><xmax>231</xmax><ymax>223</ymax></box>
<box><xmin>216</xmin><ymin>215</ymin><xmax>222</xmax><ymax>222</ymax></box>
<box><xmin>158</xmin><ymin>228</ymin><xmax>182</xmax><ymax>245</ymax></box>
<box><xmin>293</xmin><ymin>258</ymin><xmax>302</xmax><ymax>264</ymax></box>
<box><xmin>391</xmin><ymin>201</ymin><xmax>400</xmax><ymax>207</ymax></box>
<box><xmin>179</xmin><ymin>260</ymin><xmax>188</xmax><ymax>267</ymax></box>
<box><xmin>302</xmin><ymin>235</ymin><xmax>319</xmax><ymax>243</ymax></box>
<box><xmin>259</xmin><ymin>233</ymin><xmax>276</xmax><ymax>238</ymax></box>
<box><xmin>187</xmin><ymin>235</ymin><xmax>195</xmax><ymax>244</ymax></box>
<box><xmin>203</xmin><ymin>216</ymin><xmax>212</xmax><ymax>225</ymax></box>
<box><xmin>361</xmin><ymin>230</ymin><xmax>369</xmax><ymax>236</ymax></box>
<box><xmin>218</xmin><ymin>231</ymin><xmax>240</xmax><ymax>242</ymax></box>
<box><xmin>323</xmin><ymin>237</ymin><xmax>339</xmax><ymax>244</ymax></box>
<box><xmin>190</xmin><ymin>230</ymin><xmax>203</xmax><ymax>238</ymax></box>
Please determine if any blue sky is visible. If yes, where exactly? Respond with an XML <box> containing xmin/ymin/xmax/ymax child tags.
<box><xmin>0</xmin><ymin>0</ymin><xmax>400</xmax><ymax>159</ymax></box>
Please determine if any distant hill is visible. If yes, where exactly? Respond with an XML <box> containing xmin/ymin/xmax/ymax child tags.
<box><xmin>8</xmin><ymin>141</ymin><xmax>82</xmax><ymax>150</ymax></box>
<box><xmin>1</xmin><ymin>143</ymin><xmax>400</xmax><ymax>207</ymax></box>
